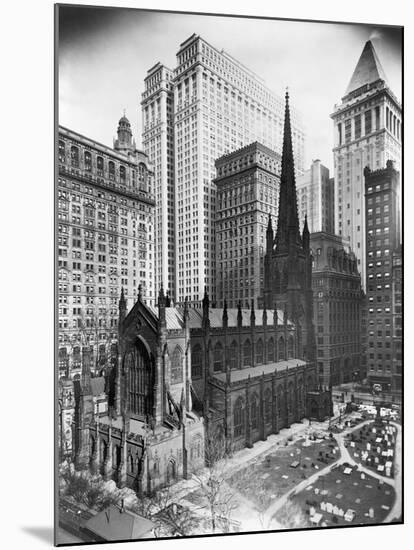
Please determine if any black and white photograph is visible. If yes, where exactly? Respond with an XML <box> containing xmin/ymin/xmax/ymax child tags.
<box><xmin>54</xmin><ymin>3</ymin><xmax>403</xmax><ymax>545</ymax></box>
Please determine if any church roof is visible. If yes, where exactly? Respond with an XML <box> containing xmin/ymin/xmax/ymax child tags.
<box><xmin>345</xmin><ymin>40</ymin><xmax>389</xmax><ymax>96</ymax></box>
<box><xmin>146</xmin><ymin>306</ymin><xmax>291</xmax><ymax>329</ymax></box>
<box><xmin>213</xmin><ymin>358</ymin><xmax>306</xmax><ymax>384</ymax></box>
<box><xmin>84</xmin><ymin>504</ymin><xmax>154</xmax><ymax>541</ymax></box>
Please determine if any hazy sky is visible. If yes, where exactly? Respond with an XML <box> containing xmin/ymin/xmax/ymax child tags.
<box><xmin>58</xmin><ymin>6</ymin><xmax>402</xmax><ymax>172</ymax></box>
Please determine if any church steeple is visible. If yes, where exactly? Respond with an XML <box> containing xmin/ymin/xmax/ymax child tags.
<box><xmin>275</xmin><ymin>90</ymin><xmax>301</xmax><ymax>252</ymax></box>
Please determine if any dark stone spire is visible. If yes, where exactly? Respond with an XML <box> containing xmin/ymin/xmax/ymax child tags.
<box><xmin>302</xmin><ymin>214</ymin><xmax>310</xmax><ymax>251</ymax></box>
<box><xmin>237</xmin><ymin>300</ymin><xmax>243</xmax><ymax>327</ymax></box>
<box><xmin>158</xmin><ymin>285</ymin><xmax>166</xmax><ymax>327</ymax></box>
<box><xmin>250</xmin><ymin>299</ymin><xmax>256</xmax><ymax>326</ymax></box>
<box><xmin>222</xmin><ymin>299</ymin><xmax>228</xmax><ymax>328</ymax></box>
<box><xmin>266</xmin><ymin>213</ymin><xmax>274</xmax><ymax>253</ymax></box>
<box><xmin>202</xmin><ymin>287</ymin><xmax>210</xmax><ymax>330</ymax></box>
<box><xmin>275</xmin><ymin>90</ymin><xmax>301</xmax><ymax>252</ymax></box>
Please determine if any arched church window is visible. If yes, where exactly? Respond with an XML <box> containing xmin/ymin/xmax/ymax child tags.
<box><xmin>108</xmin><ymin>161</ymin><xmax>115</xmax><ymax>181</ymax></box>
<box><xmin>229</xmin><ymin>340</ymin><xmax>238</xmax><ymax>370</ymax></box>
<box><xmin>288</xmin><ymin>335</ymin><xmax>295</xmax><ymax>359</ymax></box>
<box><xmin>84</xmin><ymin>151</ymin><xmax>92</xmax><ymax>172</ymax></box>
<box><xmin>267</xmin><ymin>337</ymin><xmax>275</xmax><ymax>362</ymax></box>
<box><xmin>233</xmin><ymin>396</ymin><xmax>245</xmax><ymax>437</ymax></box>
<box><xmin>256</xmin><ymin>339</ymin><xmax>264</xmax><ymax>364</ymax></box>
<box><xmin>171</xmin><ymin>346</ymin><xmax>183</xmax><ymax>384</ymax></box>
<box><xmin>278</xmin><ymin>336</ymin><xmax>285</xmax><ymax>361</ymax></box>
<box><xmin>213</xmin><ymin>341</ymin><xmax>224</xmax><ymax>372</ymax></box>
<box><xmin>120</xmin><ymin>165</ymin><xmax>126</xmax><ymax>183</ymax></box>
<box><xmin>243</xmin><ymin>339</ymin><xmax>251</xmax><ymax>367</ymax></box>
<box><xmin>58</xmin><ymin>140</ymin><xmax>65</xmax><ymax>163</ymax></box>
<box><xmin>97</xmin><ymin>156</ymin><xmax>104</xmax><ymax>176</ymax></box>
<box><xmin>70</xmin><ymin>146</ymin><xmax>79</xmax><ymax>168</ymax></box>
<box><xmin>191</xmin><ymin>344</ymin><xmax>202</xmax><ymax>379</ymax></box>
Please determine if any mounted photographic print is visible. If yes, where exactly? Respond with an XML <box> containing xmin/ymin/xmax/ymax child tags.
<box><xmin>55</xmin><ymin>3</ymin><xmax>403</xmax><ymax>545</ymax></box>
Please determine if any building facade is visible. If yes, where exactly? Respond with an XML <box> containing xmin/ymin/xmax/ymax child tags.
<box><xmin>364</xmin><ymin>161</ymin><xmax>401</xmax><ymax>392</ymax></box>
<box><xmin>214</xmin><ymin>142</ymin><xmax>281</xmax><ymax>308</ymax></box>
<box><xmin>391</xmin><ymin>246</ymin><xmax>402</xmax><ymax>397</ymax></box>
<box><xmin>141</xmin><ymin>64</ymin><xmax>176</xmax><ymax>300</ymax></box>
<box><xmin>58</xmin><ymin>119</ymin><xmax>155</xmax><ymax>379</ymax></box>
<box><xmin>331</xmin><ymin>40</ymin><xmax>401</xmax><ymax>287</ymax></box>
<box><xmin>310</xmin><ymin>232</ymin><xmax>363</xmax><ymax>387</ymax></box>
<box><xmin>141</xmin><ymin>34</ymin><xmax>306</xmax><ymax>306</ymax></box>
<box><xmin>297</xmin><ymin>160</ymin><xmax>334</xmax><ymax>234</ymax></box>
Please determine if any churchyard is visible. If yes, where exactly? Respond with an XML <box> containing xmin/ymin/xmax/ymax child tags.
<box><xmin>225</xmin><ymin>435</ymin><xmax>339</xmax><ymax>510</ymax></box>
<box><xmin>275</xmin><ymin>462</ymin><xmax>395</xmax><ymax>527</ymax></box>
<box><xmin>344</xmin><ymin>421</ymin><xmax>397</xmax><ymax>478</ymax></box>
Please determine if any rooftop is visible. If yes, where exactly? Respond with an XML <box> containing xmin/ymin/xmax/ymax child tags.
<box><xmin>345</xmin><ymin>40</ymin><xmax>389</xmax><ymax>97</ymax></box>
<box><xmin>213</xmin><ymin>359</ymin><xmax>307</xmax><ymax>384</ymax></box>
<box><xmin>145</xmin><ymin>306</ymin><xmax>292</xmax><ymax>330</ymax></box>
<box><xmin>83</xmin><ymin>504</ymin><xmax>155</xmax><ymax>541</ymax></box>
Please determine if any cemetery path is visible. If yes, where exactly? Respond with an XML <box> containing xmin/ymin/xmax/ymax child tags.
<box><xmin>384</xmin><ymin>422</ymin><xmax>402</xmax><ymax>523</ymax></box>
<box><xmin>263</xmin><ymin>419</ymin><xmax>398</xmax><ymax>528</ymax></box>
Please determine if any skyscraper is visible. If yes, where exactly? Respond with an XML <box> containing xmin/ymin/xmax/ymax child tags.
<box><xmin>141</xmin><ymin>63</ymin><xmax>175</xmax><ymax>301</ymax></box>
<box><xmin>214</xmin><ymin>142</ymin><xmax>281</xmax><ymax>308</ymax></box>
<box><xmin>141</xmin><ymin>34</ymin><xmax>305</xmax><ymax>306</ymax></box>
<box><xmin>296</xmin><ymin>160</ymin><xmax>334</xmax><ymax>234</ymax></box>
<box><xmin>57</xmin><ymin>119</ymin><xmax>155</xmax><ymax>379</ymax></box>
<box><xmin>331</xmin><ymin>40</ymin><xmax>401</xmax><ymax>288</ymax></box>
<box><xmin>364</xmin><ymin>161</ymin><xmax>401</xmax><ymax>393</ymax></box>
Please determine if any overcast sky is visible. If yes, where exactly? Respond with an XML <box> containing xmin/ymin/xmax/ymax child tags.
<box><xmin>58</xmin><ymin>6</ymin><xmax>402</xmax><ymax>172</ymax></box>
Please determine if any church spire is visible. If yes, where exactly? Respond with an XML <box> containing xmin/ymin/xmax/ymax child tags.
<box><xmin>275</xmin><ymin>89</ymin><xmax>301</xmax><ymax>252</ymax></box>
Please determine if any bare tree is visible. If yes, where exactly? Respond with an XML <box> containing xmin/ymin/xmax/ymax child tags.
<box><xmin>133</xmin><ymin>484</ymin><xmax>198</xmax><ymax>537</ymax></box>
<box><xmin>190</xmin><ymin>434</ymin><xmax>237</xmax><ymax>533</ymax></box>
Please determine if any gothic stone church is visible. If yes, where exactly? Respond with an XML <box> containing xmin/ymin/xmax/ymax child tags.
<box><xmin>66</xmin><ymin>93</ymin><xmax>332</xmax><ymax>495</ymax></box>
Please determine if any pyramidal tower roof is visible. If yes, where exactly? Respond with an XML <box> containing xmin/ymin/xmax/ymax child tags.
<box><xmin>345</xmin><ymin>40</ymin><xmax>389</xmax><ymax>96</ymax></box>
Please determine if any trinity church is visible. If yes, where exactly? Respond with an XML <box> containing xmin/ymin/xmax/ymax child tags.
<box><xmin>59</xmin><ymin>93</ymin><xmax>332</xmax><ymax>495</ymax></box>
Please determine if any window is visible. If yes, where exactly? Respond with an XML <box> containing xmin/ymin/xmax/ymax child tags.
<box><xmin>267</xmin><ymin>337</ymin><xmax>274</xmax><ymax>362</ymax></box>
<box><xmin>108</xmin><ymin>161</ymin><xmax>115</xmax><ymax>181</ymax></box>
<box><xmin>97</xmin><ymin>156</ymin><xmax>104</xmax><ymax>176</ymax></box>
<box><xmin>120</xmin><ymin>165</ymin><xmax>126</xmax><ymax>183</ymax></box>
<box><xmin>256</xmin><ymin>339</ymin><xmax>264</xmax><ymax>364</ymax></box>
<box><xmin>243</xmin><ymin>339</ymin><xmax>251</xmax><ymax>367</ymax></box>
<box><xmin>70</xmin><ymin>146</ymin><xmax>79</xmax><ymax>168</ymax></box>
<box><xmin>84</xmin><ymin>151</ymin><xmax>92</xmax><ymax>171</ymax></box>
<box><xmin>278</xmin><ymin>336</ymin><xmax>285</xmax><ymax>361</ymax></box>
<box><xmin>191</xmin><ymin>344</ymin><xmax>202</xmax><ymax>378</ymax></box>
<box><xmin>229</xmin><ymin>340</ymin><xmax>238</xmax><ymax>370</ymax></box>
<box><xmin>58</xmin><ymin>140</ymin><xmax>65</xmax><ymax>163</ymax></box>
<box><xmin>171</xmin><ymin>346</ymin><xmax>183</xmax><ymax>384</ymax></box>
<box><xmin>213</xmin><ymin>342</ymin><xmax>224</xmax><ymax>372</ymax></box>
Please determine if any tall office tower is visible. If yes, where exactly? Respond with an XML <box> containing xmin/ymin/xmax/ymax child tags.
<box><xmin>297</xmin><ymin>160</ymin><xmax>334</xmax><ymax>234</ymax></box>
<box><xmin>142</xmin><ymin>34</ymin><xmax>305</xmax><ymax>306</ymax></box>
<box><xmin>57</xmin><ymin>119</ymin><xmax>155</xmax><ymax>380</ymax></box>
<box><xmin>310</xmin><ymin>232</ymin><xmax>363</xmax><ymax>387</ymax></box>
<box><xmin>364</xmin><ymin>161</ymin><xmax>401</xmax><ymax>393</ymax></box>
<box><xmin>331</xmin><ymin>40</ymin><xmax>401</xmax><ymax>288</ymax></box>
<box><xmin>141</xmin><ymin>63</ymin><xmax>176</xmax><ymax>300</ymax></box>
<box><xmin>214</xmin><ymin>142</ymin><xmax>281</xmax><ymax>308</ymax></box>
